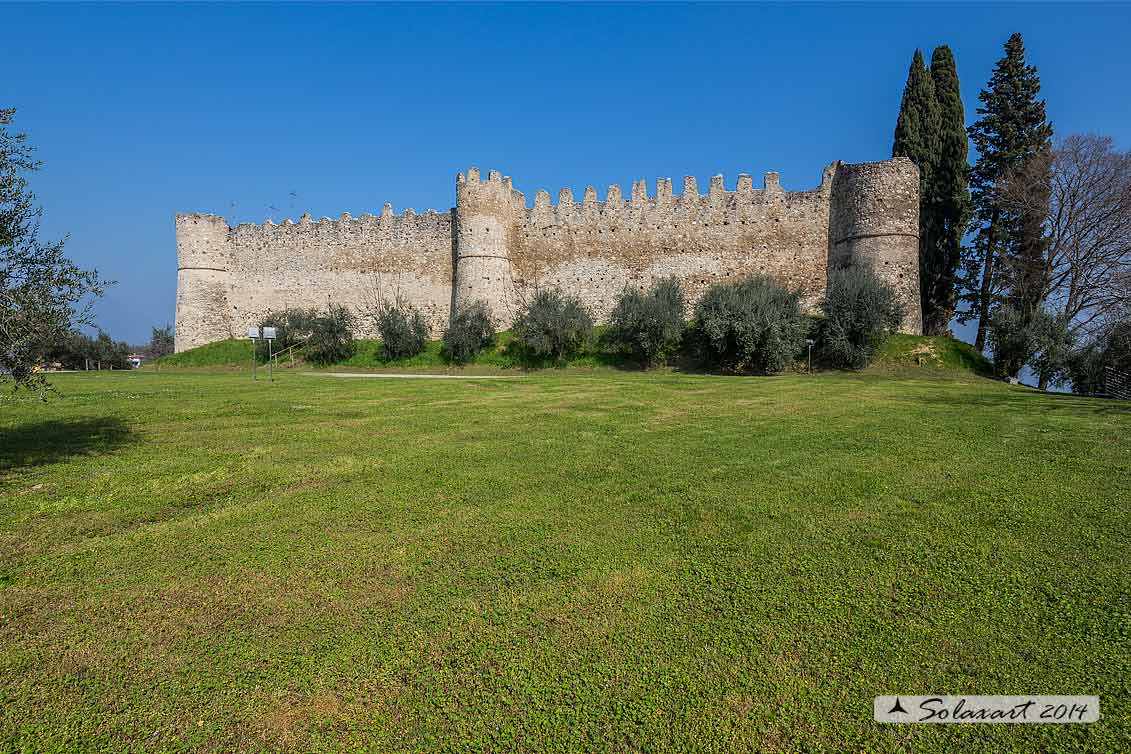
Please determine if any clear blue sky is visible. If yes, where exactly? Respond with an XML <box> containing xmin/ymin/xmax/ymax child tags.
<box><xmin>9</xmin><ymin>1</ymin><xmax>1131</xmax><ymax>344</ymax></box>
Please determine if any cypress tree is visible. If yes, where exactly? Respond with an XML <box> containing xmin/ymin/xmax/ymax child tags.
<box><xmin>960</xmin><ymin>33</ymin><xmax>1052</xmax><ymax>351</ymax></box>
<box><xmin>892</xmin><ymin>50</ymin><xmax>941</xmax><ymax>332</ymax></box>
<box><xmin>923</xmin><ymin>46</ymin><xmax>972</xmax><ymax>336</ymax></box>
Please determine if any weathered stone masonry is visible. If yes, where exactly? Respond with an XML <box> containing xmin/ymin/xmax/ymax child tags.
<box><xmin>175</xmin><ymin>158</ymin><xmax>920</xmax><ymax>351</ymax></box>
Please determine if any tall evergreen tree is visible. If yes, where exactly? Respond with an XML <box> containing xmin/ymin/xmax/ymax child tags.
<box><xmin>892</xmin><ymin>50</ymin><xmax>940</xmax><ymax>318</ymax></box>
<box><xmin>959</xmin><ymin>33</ymin><xmax>1053</xmax><ymax>351</ymax></box>
<box><xmin>922</xmin><ymin>46</ymin><xmax>972</xmax><ymax>336</ymax></box>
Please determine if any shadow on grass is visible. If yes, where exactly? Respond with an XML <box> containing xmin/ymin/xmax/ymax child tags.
<box><xmin>0</xmin><ymin>417</ymin><xmax>135</xmax><ymax>474</ymax></box>
<box><xmin>909</xmin><ymin>384</ymin><xmax>1131</xmax><ymax>417</ymax></box>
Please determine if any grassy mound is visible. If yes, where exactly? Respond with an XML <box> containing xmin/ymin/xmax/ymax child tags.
<box><xmin>159</xmin><ymin>330</ymin><xmax>635</xmax><ymax>372</ymax></box>
<box><xmin>156</xmin><ymin>331</ymin><xmax>993</xmax><ymax>378</ymax></box>
<box><xmin>336</xmin><ymin>329</ymin><xmax>629</xmax><ymax>371</ymax></box>
<box><xmin>152</xmin><ymin>338</ymin><xmax>252</xmax><ymax>368</ymax></box>
<box><xmin>874</xmin><ymin>334</ymin><xmax>992</xmax><ymax>374</ymax></box>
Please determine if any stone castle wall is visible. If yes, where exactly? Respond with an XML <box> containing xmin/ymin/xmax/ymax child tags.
<box><xmin>175</xmin><ymin>158</ymin><xmax>920</xmax><ymax>352</ymax></box>
<box><xmin>175</xmin><ymin>207</ymin><xmax>453</xmax><ymax>351</ymax></box>
<box><xmin>504</xmin><ymin>165</ymin><xmax>837</xmax><ymax>322</ymax></box>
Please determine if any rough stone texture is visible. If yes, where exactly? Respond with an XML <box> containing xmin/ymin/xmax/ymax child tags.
<box><xmin>175</xmin><ymin>158</ymin><xmax>920</xmax><ymax>352</ymax></box>
<box><xmin>174</xmin><ymin>207</ymin><xmax>452</xmax><ymax>351</ymax></box>
<box><xmin>506</xmin><ymin>165</ymin><xmax>836</xmax><ymax>322</ymax></box>
<box><xmin>828</xmin><ymin>159</ymin><xmax>922</xmax><ymax>334</ymax></box>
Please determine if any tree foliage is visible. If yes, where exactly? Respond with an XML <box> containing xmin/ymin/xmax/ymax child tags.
<box><xmin>145</xmin><ymin>324</ymin><xmax>175</xmax><ymax>359</ymax></box>
<box><xmin>375</xmin><ymin>298</ymin><xmax>429</xmax><ymax>359</ymax></box>
<box><xmin>690</xmin><ymin>276</ymin><xmax>809</xmax><ymax>374</ymax></box>
<box><xmin>987</xmin><ymin>305</ymin><xmax>1034</xmax><ymax>378</ymax></box>
<box><xmin>304</xmin><ymin>304</ymin><xmax>356</xmax><ymax>365</ymax></box>
<box><xmin>512</xmin><ymin>289</ymin><xmax>593</xmax><ymax>361</ymax></box>
<box><xmin>1067</xmin><ymin>319</ymin><xmax>1131</xmax><ymax>395</ymax></box>
<box><xmin>891</xmin><ymin>46</ymin><xmax>972</xmax><ymax>337</ymax></box>
<box><xmin>257</xmin><ymin>307</ymin><xmax>317</xmax><ymax>359</ymax></box>
<box><xmin>924</xmin><ymin>46</ymin><xmax>973</xmax><ymax>336</ymax></box>
<box><xmin>1028</xmin><ymin>310</ymin><xmax>1076</xmax><ymax>389</ymax></box>
<box><xmin>959</xmin><ymin>33</ymin><xmax>1053</xmax><ymax>351</ymax></box>
<box><xmin>604</xmin><ymin>277</ymin><xmax>686</xmax><ymax>365</ymax></box>
<box><xmin>442</xmin><ymin>300</ymin><xmax>495</xmax><ymax>364</ymax></box>
<box><xmin>986</xmin><ymin>305</ymin><xmax>1073</xmax><ymax>383</ymax></box>
<box><xmin>893</xmin><ymin>49</ymin><xmax>940</xmax><ymax>236</ymax></box>
<box><xmin>36</xmin><ymin>329</ymin><xmax>130</xmax><ymax>370</ymax></box>
<box><xmin>1</xmin><ymin>108</ymin><xmax>106</xmax><ymax>389</ymax></box>
<box><xmin>818</xmin><ymin>266</ymin><xmax>904</xmax><ymax>369</ymax></box>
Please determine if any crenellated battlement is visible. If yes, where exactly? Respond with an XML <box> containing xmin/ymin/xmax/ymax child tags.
<box><xmin>189</xmin><ymin>205</ymin><xmax>453</xmax><ymax>239</ymax></box>
<box><xmin>174</xmin><ymin>201</ymin><xmax>455</xmax><ymax>352</ymax></box>
<box><xmin>520</xmin><ymin>167</ymin><xmax>832</xmax><ymax>226</ymax></box>
<box><xmin>174</xmin><ymin>157</ymin><xmax>920</xmax><ymax>352</ymax></box>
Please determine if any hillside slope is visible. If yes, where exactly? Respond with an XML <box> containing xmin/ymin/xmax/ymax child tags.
<box><xmin>157</xmin><ymin>333</ymin><xmax>994</xmax><ymax>376</ymax></box>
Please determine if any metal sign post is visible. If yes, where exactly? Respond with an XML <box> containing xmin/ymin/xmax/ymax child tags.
<box><xmin>247</xmin><ymin>326</ymin><xmax>261</xmax><ymax>380</ymax></box>
<box><xmin>263</xmin><ymin>327</ymin><xmax>277</xmax><ymax>382</ymax></box>
<box><xmin>806</xmin><ymin>338</ymin><xmax>815</xmax><ymax>374</ymax></box>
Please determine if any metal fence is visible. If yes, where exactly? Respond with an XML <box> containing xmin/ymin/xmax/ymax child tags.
<box><xmin>1104</xmin><ymin>366</ymin><xmax>1131</xmax><ymax>400</ymax></box>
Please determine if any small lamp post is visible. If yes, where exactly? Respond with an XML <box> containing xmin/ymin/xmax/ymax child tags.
<box><xmin>247</xmin><ymin>326</ymin><xmax>261</xmax><ymax>380</ymax></box>
<box><xmin>806</xmin><ymin>338</ymin><xmax>815</xmax><ymax>374</ymax></box>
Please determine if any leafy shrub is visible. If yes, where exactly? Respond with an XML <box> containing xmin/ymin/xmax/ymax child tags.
<box><xmin>989</xmin><ymin>306</ymin><xmax>1079</xmax><ymax>385</ymax></box>
<box><xmin>818</xmin><ymin>265</ymin><xmax>904</xmax><ymax>369</ymax></box>
<box><xmin>304</xmin><ymin>304</ymin><xmax>355</xmax><ymax>365</ymax></box>
<box><xmin>1067</xmin><ymin>340</ymin><xmax>1105</xmax><ymax>395</ymax></box>
<box><xmin>375</xmin><ymin>300</ymin><xmax>429</xmax><ymax>359</ymax></box>
<box><xmin>987</xmin><ymin>306</ymin><xmax>1030</xmax><ymax>378</ymax></box>
<box><xmin>689</xmin><ymin>275</ymin><xmax>809</xmax><ymax>374</ymax></box>
<box><xmin>512</xmin><ymin>289</ymin><xmax>593</xmax><ymax>361</ymax></box>
<box><xmin>1108</xmin><ymin>320</ymin><xmax>1131</xmax><ymax>374</ymax></box>
<box><xmin>442</xmin><ymin>301</ymin><xmax>496</xmax><ymax>364</ymax></box>
<box><xmin>605</xmin><ymin>277</ymin><xmax>686</xmax><ymax>365</ymax></box>
<box><xmin>1029</xmin><ymin>311</ymin><xmax>1076</xmax><ymax>388</ymax></box>
<box><xmin>145</xmin><ymin>324</ymin><xmax>175</xmax><ymax>359</ymax></box>
<box><xmin>1068</xmin><ymin>319</ymin><xmax>1131</xmax><ymax>395</ymax></box>
<box><xmin>257</xmin><ymin>307</ymin><xmax>317</xmax><ymax>359</ymax></box>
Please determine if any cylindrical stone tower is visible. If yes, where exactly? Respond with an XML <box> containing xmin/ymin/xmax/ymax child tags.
<box><xmin>828</xmin><ymin>158</ymin><xmax>923</xmax><ymax>334</ymax></box>
<box><xmin>452</xmin><ymin>167</ymin><xmax>520</xmax><ymax>327</ymax></box>
<box><xmin>174</xmin><ymin>212</ymin><xmax>234</xmax><ymax>351</ymax></box>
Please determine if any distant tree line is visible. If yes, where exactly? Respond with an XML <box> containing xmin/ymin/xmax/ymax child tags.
<box><xmin>893</xmin><ymin>33</ymin><xmax>1131</xmax><ymax>394</ymax></box>
<box><xmin>32</xmin><ymin>323</ymin><xmax>174</xmax><ymax>370</ymax></box>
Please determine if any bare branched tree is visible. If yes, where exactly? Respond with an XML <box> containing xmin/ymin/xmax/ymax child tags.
<box><xmin>1001</xmin><ymin>134</ymin><xmax>1131</xmax><ymax>335</ymax></box>
<box><xmin>361</xmin><ymin>271</ymin><xmax>402</xmax><ymax>320</ymax></box>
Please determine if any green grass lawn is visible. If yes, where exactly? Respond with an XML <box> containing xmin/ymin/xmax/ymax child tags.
<box><xmin>159</xmin><ymin>332</ymin><xmax>993</xmax><ymax>377</ymax></box>
<box><xmin>155</xmin><ymin>329</ymin><xmax>636</xmax><ymax>373</ymax></box>
<box><xmin>0</xmin><ymin>368</ymin><xmax>1128</xmax><ymax>752</ymax></box>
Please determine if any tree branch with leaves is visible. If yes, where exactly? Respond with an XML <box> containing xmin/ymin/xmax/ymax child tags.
<box><xmin>1</xmin><ymin>107</ymin><xmax>107</xmax><ymax>390</ymax></box>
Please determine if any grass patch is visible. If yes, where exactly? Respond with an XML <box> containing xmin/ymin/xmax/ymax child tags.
<box><xmin>160</xmin><ymin>332</ymin><xmax>991</xmax><ymax>379</ymax></box>
<box><xmin>876</xmin><ymin>334</ymin><xmax>993</xmax><ymax>375</ymax></box>
<box><xmin>1</xmin><ymin>369</ymin><xmax>1127</xmax><ymax>752</ymax></box>
<box><xmin>313</xmin><ymin>329</ymin><xmax>633</xmax><ymax>372</ymax></box>
<box><xmin>154</xmin><ymin>338</ymin><xmax>253</xmax><ymax>368</ymax></box>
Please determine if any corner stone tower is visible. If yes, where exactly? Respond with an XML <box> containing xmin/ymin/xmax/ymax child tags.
<box><xmin>451</xmin><ymin>168</ymin><xmax>523</xmax><ymax>325</ymax></box>
<box><xmin>828</xmin><ymin>157</ymin><xmax>922</xmax><ymax>334</ymax></box>
<box><xmin>174</xmin><ymin>213</ymin><xmax>234</xmax><ymax>351</ymax></box>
